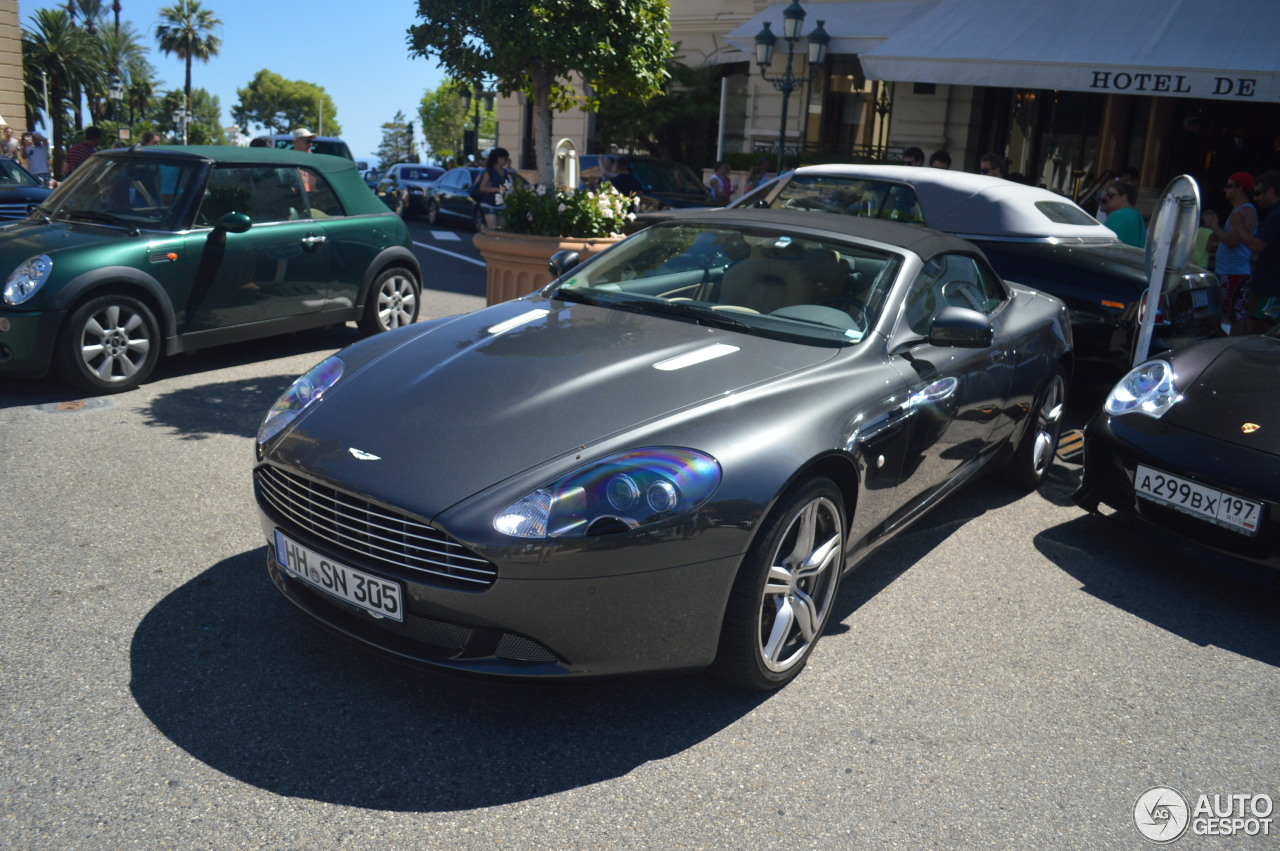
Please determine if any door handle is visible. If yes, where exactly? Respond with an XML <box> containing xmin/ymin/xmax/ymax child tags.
<box><xmin>301</xmin><ymin>233</ymin><xmax>327</xmax><ymax>248</ymax></box>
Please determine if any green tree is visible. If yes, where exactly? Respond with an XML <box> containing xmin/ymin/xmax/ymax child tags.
<box><xmin>596</xmin><ymin>60</ymin><xmax>723</xmax><ymax>168</ymax></box>
<box><xmin>418</xmin><ymin>79</ymin><xmax>485</xmax><ymax>164</ymax></box>
<box><xmin>376</xmin><ymin>111</ymin><xmax>418</xmax><ymax>166</ymax></box>
<box><xmin>22</xmin><ymin>8</ymin><xmax>101</xmax><ymax>174</ymax></box>
<box><xmin>156</xmin><ymin>88</ymin><xmax>227</xmax><ymax>144</ymax></box>
<box><xmin>231</xmin><ymin>69</ymin><xmax>342</xmax><ymax>137</ymax></box>
<box><xmin>408</xmin><ymin>0</ymin><xmax>672</xmax><ymax>183</ymax></box>
<box><xmin>155</xmin><ymin>0</ymin><xmax>222</xmax><ymax>116</ymax></box>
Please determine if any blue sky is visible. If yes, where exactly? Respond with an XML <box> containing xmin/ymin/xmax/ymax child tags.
<box><xmin>22</xmin><ymin>0</ymin><xmax>449</xmax><ymax>165</ymax></box>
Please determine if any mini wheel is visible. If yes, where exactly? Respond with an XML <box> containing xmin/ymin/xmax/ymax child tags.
<box><xmin>54</xmin><ymin>294</ymin><xmax>161</xmax><ymax>394</ymax></box>
<box><xmin>358</xmin><ymin>267</ymin><xmax>421</xmax><ymax>335</ymax></box>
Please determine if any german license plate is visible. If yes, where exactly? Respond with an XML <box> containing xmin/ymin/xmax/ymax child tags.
<box><xmin>274</xmin><ymin>531</ymin><xmax>403</xmax><ymax>621</ymax></box>
<box><xmin>1192</xmin><ymin>288</ymin><xmax>1210</xmax><ymax>309</ymax></box>
<box><xmin>1134</xmin><ymin>465</ymin><xmax>1263</xmax><ymax>537</ymax></box>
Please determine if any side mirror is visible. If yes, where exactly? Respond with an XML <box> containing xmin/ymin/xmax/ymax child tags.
<box><xmin>356</xmin><ymin>160</ymin><xmax>369</xmax><ymax>171</ymax></box>
<box><xmin>217</xmin><ymin>211</ymin><xmax>252</xmax><ymax>234</ymax></box>
<box><xmin>549</xmin><ymin>249</ymin><xmax>581</xmax><ymax>277</ymax></box>
<box><xmin>929</xmin><ymin>305</ymin><xmax>993</xmax><ymax>348</ymax></box>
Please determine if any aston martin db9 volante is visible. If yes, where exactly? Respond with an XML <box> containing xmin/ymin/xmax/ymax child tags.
<box><xmin>1074</xmin><ymin>328</ymin><xmax>1280</xmax><ymax>576</ymax></box>
<box><xmin>254</xmin><ymin>210</ymin><xmax>1072</xmax><ymax>690</ymax></box>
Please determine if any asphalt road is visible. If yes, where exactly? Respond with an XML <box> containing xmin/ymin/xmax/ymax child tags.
<box><xmin>2</xmin><ymin>226</ymin><xmax>1278</xmax><ymax>849</ymax></box>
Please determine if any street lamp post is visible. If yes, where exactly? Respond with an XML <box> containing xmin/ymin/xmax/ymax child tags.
<box><xmin>754</xmin><ymin>0</ymin><xmax>829</xmax><ymax>174</ymax></box>
<box><xmin>109</xmin><ymin>77</ymin><xmax>123</xmax><ymax>122</ymax></box>
<box><xmin>174</xmin><ymin>107</ymin><xmax>188</xmax><ymax>145</ymax></box>
<box><xmin>459</xmin><ymin>84</ymin><xmax>495</xmax><ymax>162</ymax></box>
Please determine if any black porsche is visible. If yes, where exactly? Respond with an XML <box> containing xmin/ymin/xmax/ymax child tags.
<box><xmin>1075</xmin><ymin>328</ymin><xmax>1280</xmax><ymax>576</ymax></box>
<box><xmin>253</xmin><ymin>210</ymin><xmax>1072</xmax><ymax>690</ymax></box>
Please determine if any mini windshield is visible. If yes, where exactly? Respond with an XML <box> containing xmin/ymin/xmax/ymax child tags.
<box><xmin>764</xmin><ymin>174</ymin><xmax>924</xmax><ymax>224</ymax></box>
<box><xmin>47</xmin><ymin>155</ymin><xmax>203</xmax><ymax>230</ymax></box>
<box><xmin>0</xmin><ymin>158</ymin><xmax>40</xmax><ymax>187</ymax></box>
<box><xmin>551</xmin><ymin>223</ymin><xmax>902</xmax><ymax>345</ymax></box>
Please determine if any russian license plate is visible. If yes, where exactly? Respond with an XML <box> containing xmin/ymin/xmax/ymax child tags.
<box><xmin>1134</xmin><ymin>465</ymin><xmax>1263</xmax><ymax>537</ymax></box>
<box><xmin>274</xmin><ymin>531</ymin><xmax>403</xmax><ymax>621</ymax></box>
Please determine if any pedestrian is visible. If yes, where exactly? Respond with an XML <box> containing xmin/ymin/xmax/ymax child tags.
<box><xmin>607</xmin><ymin>158</ymin><xmax>643</xmax><ymax>196</ymax></box>
<box><xmin>1238</xmin><ymin>171</ymin><xmax>1280</xmax><ymax>333</ymax></box>
<box><xmin>929</xmin><ymin>150</ymin><xmax>952</xmax><ymax>169</ymax></box>
<box><xmin>1202</xmin><ymin>171</ymin><xmax>1258</xmax><ymax>333</ymax></box>
<box><xmin>902</xmin><ymin>146</ymin><xmax>925</xmax><ymax>166</ymax></box>
<box><xmin>743</xmin><ymin>157</ymin><xmax>771</xmax><ymax>193</ymax></box>
<box><xmin>0</xmin><ymin>126</ymin><xmax>19</xmax><ymax>161</ymax></box>
<box><xmin>1098</xmin><ymin>181</ymin><xmax>1147</xmax><ymax>248</ymax></box>
<box><xmin>978</xmin><ymin>152</ymin><xmax>1007</xmax><ymax>179</ymax></box>
<box><xmin>708</xmin><ymin>161</ymin><xmax>733</xmax><ymax>205</ymax></box>
<box><xmin>63</xmin><ymin>126</ymin><xmax>102</xmax><ymax>178</ymax></box>
<box><xmin>290</xmin><ymin>127</ymin><xmax>317</xmax><ymax>152</ymax></box>
<box><xmin>24</xmin><ymin>131</ymin><xmax>50</xmax><ymax>185</ymax></box>
<box><xmin>474</xmin><ymin>146</ymin><xmax>511</xmax><ymax>230</ymax></box>
<box><xmin>249</xmin><ymin>136</ymin><xmax>271</xmax><ymax>147</ymax></box>
<box><xmin>141</xmin><ymin>131</ymin><xmax>162</xmax><ymax>146</ymax></box>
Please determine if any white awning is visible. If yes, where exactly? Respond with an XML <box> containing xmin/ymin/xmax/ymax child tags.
<box><xmin>859</xmin><ymin>0</ymin><xmax>1280</xmax><ymax>101</ymax></box>
<box><xmin>725</xmin><ymin>0</ymin><xmax>936</xmax><ymax>60</ymax></box>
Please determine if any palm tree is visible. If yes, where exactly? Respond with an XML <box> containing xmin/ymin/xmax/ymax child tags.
<box><xmin>95</xmin><ymin>19</ymin><xmax>150</xmax><ymax>123</ymax></box>
<box><xmin>22</xmin><ymin>8</ymin><xmax>101</xmax><ymax>174</ymax></box>
<box><xmin>154</xmin><ymin>0</ymin><xmax>222</xmax><ymax>126</ymax></box>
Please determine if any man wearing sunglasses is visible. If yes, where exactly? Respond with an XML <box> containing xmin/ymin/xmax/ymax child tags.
<box><xmin>1238</xmin><ymin>171</ymin><xmax>1280</xmax><ymax>333</ymax></box>
<box><xmin>1203</xmin><ymin>171</ymin><xmax>1258</xmax><ymax>334</ymax></box>
<box><xmin>1098</xmin><ymin>182</ymin><xmax>1146</xmax><ymax>248</ymax></box>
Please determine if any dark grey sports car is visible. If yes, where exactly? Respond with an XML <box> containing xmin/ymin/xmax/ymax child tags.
<box><xmin>1074</xmin><ymin>328</ymin><xmax>1280</xmax><ymax>576</ymax></box>
<box><xmin>253</xmin><ymin>210</ymin><xmax>1073</xmax><ymax>690</ymax></box>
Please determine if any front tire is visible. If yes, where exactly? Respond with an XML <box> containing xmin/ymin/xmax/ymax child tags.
<box><xmin>714</xmin><ymin>476</ymin><xmax>845</xmax><ymax>691</ymax></box>
<box><xmin>54</xmin><ymin>294</ymin><xmax>160</xmax><ymax>394</ymax></box>
<box><xmin>425</xmin><ymin>197</ymin><xmax>440</xmax><ymax>225</ymax></box>
<box><xmin>1003</xmin><ymin>366</ymin><xmax>1067</xmax><ymax>488</ymax></box>
<box><xmin>358</xmin><ymin>267</ymin><xmax>421</xmax><ymax>335</ymax></box>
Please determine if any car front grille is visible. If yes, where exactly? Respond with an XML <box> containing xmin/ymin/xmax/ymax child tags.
<box><xmin>0</xmin><ymin>203</ymin><xmax>33</xmax><ymax>221</ymax></box>
<box><xmin>256</xmin><ymin>464</ymin><xmax>497</xmax><ymax>589</ymax></box>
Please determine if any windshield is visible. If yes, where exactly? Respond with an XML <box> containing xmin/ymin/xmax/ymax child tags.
<box><xmin>762</xmin><ymin>174</ymin><xmax>924</xmax><ymax>224</ymax></box>
<box><xmin>551</xmin><ymin>223</ymin><xmax>902</xmax><ymax>345</ymax></box>
<box><xmin>629</xmin><ymin>160</ymin><xmax>709</xmax><ymax>195</ymax></box>
<box><xmin>46</xmin><ymin>155</ymin><xmax>203</xmax><ymax>230</ymax></box>
<box><xmin>0</xmin><ymin>158</ymin><xmax>40</xmax><ymax>187</ymax></box>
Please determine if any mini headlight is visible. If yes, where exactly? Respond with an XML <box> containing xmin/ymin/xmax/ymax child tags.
<box><xmin>3</xmin><ymin>254</ymin><xmax>53</xmax><ymax>306</ymax></box>
<box><xmin>494</xmin><ymin>448</ymin><xmax>722</xmax><ymax>539</ymax></box>
<box><xmin>257</xmin><ymin>355</ymin><xmax>344</xmax><ymax>443</ymax></box>
<box><xmin>1104</xmin><ymin>359</ymin><xmax>1181</xmax><ymax>419</ymax></box>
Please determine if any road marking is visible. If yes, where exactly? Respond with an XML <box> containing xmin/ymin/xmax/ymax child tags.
<box><xmin>431</xmin><ymin>230</ymin><xmax>461</xmax><ymax>242</ymax></box>
<box><xmin>413</xmin><ymin>241</ymin><xmax>486</xmax><ymax>267</ymax></box>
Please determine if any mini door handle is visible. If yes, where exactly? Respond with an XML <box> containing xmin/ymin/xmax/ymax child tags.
<box><xmin>301</xmin><ymin>234</ymin><xmax>327</xmax><ymax>248</ymax></box>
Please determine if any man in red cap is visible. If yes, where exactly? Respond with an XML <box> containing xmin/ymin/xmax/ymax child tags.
<box><xmin>1203</xmin><ymin>170</ymin><xmax>1258</xmax><ymax>333</ymax></box>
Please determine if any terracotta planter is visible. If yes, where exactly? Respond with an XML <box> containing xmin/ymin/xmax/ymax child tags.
<box><xmin>473</xmin><ymin>230</ymin><xmax>623</xmax><ymax>305</ymax></box>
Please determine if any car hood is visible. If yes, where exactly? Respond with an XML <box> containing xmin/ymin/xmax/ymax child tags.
<box><xmin>269</xmin><ymin>297</ymin><xmax>839</xmax><ymax>519</ymax></box>
<box><xmin>1166</xmin><ymin>335</ymin><xmax>1280</xmax><ymax>452</ymax></box>
<box><xmin>0</xmin><ymin>218</ymin><xmax>142</xmax><ymax>261</ymax></box>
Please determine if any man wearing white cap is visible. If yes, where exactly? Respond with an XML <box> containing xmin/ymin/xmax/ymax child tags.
<box><xmin>291</xmin><ymin>127</ymin><xmax>317</xmax><ymax>152</ymax></box>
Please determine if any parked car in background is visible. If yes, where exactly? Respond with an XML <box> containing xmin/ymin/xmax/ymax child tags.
<box><xmin>0</xmin><ymin>157</ymin><xmax>52</xmax><ymax>222</ymax></box>
<box><xmin>578</xmin><ymin>154</ymin><xmax>720</xmax><ymax>211</ymax></box>
<box><xmin>1074</xmin><ymin>328</ymin><xmax>1280</xmax><ymax>577</ymax></box>
<box><xmin>269</xmin><ymin>134</ymin><xmax>354</xmax><ymax>161</ymax></box>
<box><xmin>253</xmin><ymin>209</ymin><xmax>1072</xmax><ymax>691</ymax></box>
<box><xmin>426</xmin><ymin>165</ymin><xmax>527</xmax><ymax>231</ymax></box>
<box><xmin>0</xmin><ymin>146</ymin><xmax>421</xmax><ymax>394</ymax></box>
<box><xmin>377</xmin><ymin>163</ymin><xmax>445</xmax><ymax>219</ymax></box>
<box><xmin>722</xmin><ymin>165</ymin><xmax>1220</xmax><ymax>380</ymax></box>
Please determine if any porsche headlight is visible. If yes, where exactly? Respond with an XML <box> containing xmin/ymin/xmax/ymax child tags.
<box><xmin>494</xmin><ymin>448</ymin><xmax>722</xmax><ymax>538</ymax></box>
<box><xmin>1104</xmin><ymin>359</ymin><xmax>1182</xmax><ymax>419</ymax></box>
<box><xmin>3</xmin><ymin>254</ymin><xmax>53</xmax><ymax>306</ymax></box>
<box><xmin>257</xmin><ymin>355</ymin><xmax>344</xmax><ymax>443</ymax></box>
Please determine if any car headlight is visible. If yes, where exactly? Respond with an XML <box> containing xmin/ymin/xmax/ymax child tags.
<box><xmin>1104</xmin><ymin>359</ymin><xmax>1182</xmax><ymax>419</ymax></box>
<box><xmin>257</xmin><ymin>355</ymin><xmax>344</xmax><ymax>443</ymax></box>
<box><xmin>3</xmin><ymin>254</ymin><xmax>53</xmax><ymax>306</ymax></box>
<box><xmin>493</xmin><ymin>448</ymin><xmax>722</xmax><ymax>538</ymax></box>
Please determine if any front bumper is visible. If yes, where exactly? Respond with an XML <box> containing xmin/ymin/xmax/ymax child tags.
<box><xmin>257</xmin><ymin>505</ymin><xmax>744</xmax><ymax>682</ymax></box>
<box><xmin>1074</xmin><ymin>411</ymin><xmax>1280</xmax><ymax>575</ymax></box>
<box><xmin>0</xmin><ymin>308</ymin><xmax>63</xmax><ymax>377</ymax></box>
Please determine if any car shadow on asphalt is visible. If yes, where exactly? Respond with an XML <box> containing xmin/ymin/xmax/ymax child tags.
<box><xmin>1034</xmin><ymin>513</ymin><xmax>1280</xmax><ymax>669</ymax></box>
<box><xmin>130</xmin><ymin>549</ymin><xmax>770</xmax><ymax>812</ymax></box>
<box><xmin>142</xmin><ymin>374</ymin><xmax>304</xmax><ymax>440</ymax></box>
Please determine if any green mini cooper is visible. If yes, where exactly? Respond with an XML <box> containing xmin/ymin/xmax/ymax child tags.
<box><xmin>0</xmin><ymin>146</ymin><xmax>422</xmax><ymax>394</ymax></box>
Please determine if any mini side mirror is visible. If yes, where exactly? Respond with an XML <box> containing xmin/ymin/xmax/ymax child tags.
<box><xmin>217</xmin><ymin>212</ymin><xmax>252</xmax><ymax>234</ymax></box>
<box><xmin>929</xmin><ymin>305</ymin><xmax>993</xmax><ymax>348</ymax></box>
